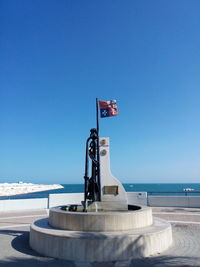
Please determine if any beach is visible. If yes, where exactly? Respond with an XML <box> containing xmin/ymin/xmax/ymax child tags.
<box><xmin>0</xmin><ymin>183</ymin><xmax>63</xmax><ymax>196</ymax></box>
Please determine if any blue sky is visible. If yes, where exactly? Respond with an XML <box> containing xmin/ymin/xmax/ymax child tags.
<box><xmin>1</xmin><ymin>0</ymin><xmax>200</xmax><ymax>184</ymax></box>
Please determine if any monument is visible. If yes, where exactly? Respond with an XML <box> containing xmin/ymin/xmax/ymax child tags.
<box><xmin>30</xmin><ymin>99</ymin><xmax>172</xmax><ymax>262</ymax></box>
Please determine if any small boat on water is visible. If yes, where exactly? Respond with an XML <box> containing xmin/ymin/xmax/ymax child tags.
<box><xmin>183</xmin><ymin>188</ymin><xmax>195</xmax><ymax>192</ymax></box>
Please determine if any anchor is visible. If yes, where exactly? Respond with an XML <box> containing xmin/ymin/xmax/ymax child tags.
<box><xmin>83</xmin><ymin>131</ymin><xmax>128</xmax><ymax>211</ymax></box>
<box><xmin>83</xmin><ymin>128</ymin><xmax>101</xmax><ymax>211</ymax></box>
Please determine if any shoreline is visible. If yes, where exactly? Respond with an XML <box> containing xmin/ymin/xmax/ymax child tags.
<box><xmin>0</xmin><ymin>183</ymin><xmax>63</xmax><ymax>196</ymax></box>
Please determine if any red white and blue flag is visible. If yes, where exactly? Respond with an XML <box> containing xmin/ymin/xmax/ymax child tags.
<box><xmin>98</xmin><ymin>100</ymin><xmax>118</xmax><ymax>118</ymax></box>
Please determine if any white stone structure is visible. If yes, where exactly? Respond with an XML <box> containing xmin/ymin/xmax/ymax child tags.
<box><xmin>97</xmin><ymin>137</ymin><xmax>128</xmax><ymax>210</ymax></box>
<box><xmin>29</xmin><ymin>136</ymin><xmax>173</xmax><ymax>262</ymax></box>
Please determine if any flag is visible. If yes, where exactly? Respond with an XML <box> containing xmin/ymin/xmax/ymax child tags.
<box><xmin>98</xmin><ymin>100</ymin><xmax>118</xmax><ymax>118</ymax></box>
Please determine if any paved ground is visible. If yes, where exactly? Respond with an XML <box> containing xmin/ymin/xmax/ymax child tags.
<box><xmin>0</xmin><ymin>207</ymin><xmax>200</xmax><ymax>266</ymax></box>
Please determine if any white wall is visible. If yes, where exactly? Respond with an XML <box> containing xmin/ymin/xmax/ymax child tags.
<box><xmin>48</xmin><ymin>193</ymin><xmax>84</xmax><ymax>208</ymax></box>
<box><xmin>0</xmin><ymin>193</ymin><xmax>200</xmax><ymax>212</ymax></box>
<box><xmin>0</xmin><ymin>198</ymin><xmax>48</xmax><ymax>212</ymax></box>
<box><xmin>48</xmin><ymin>192</ymin><xmax>148</xmax><ymax>208</ymax></box>
<box><xmin>127</xmin><ymin>192</ymin><xmax>147</xmax><ymax>206</ymax></box>
<box><xmin>188</xmin><ymin>197</ymin><xmax>200</xmax><ymax>208</ymax></box>
<box><xmin>148</xmin><ymin>196</ymin><xmax>200</xmax><ymax>208</ymax></box>
<box><xmin>0</xmin><ymin>192</ymin><xmax>147</xmax><ymax>211</ymax></box>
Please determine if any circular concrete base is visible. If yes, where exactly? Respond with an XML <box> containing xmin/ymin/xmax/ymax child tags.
<box><xmin>30</xmin><ymin>217</ymin><xmax>172</xmax><ymax>262</ymax></box>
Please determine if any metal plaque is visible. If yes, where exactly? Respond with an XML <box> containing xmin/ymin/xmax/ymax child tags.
<box><xmin>103</xmin><ymin>186</ymin><xmax>118</xmax><ymax>195</ymax></box>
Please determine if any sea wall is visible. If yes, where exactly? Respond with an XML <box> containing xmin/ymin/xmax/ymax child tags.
<box><xmin>0</xmin><ymin>198</ymin><xmax>48</xmax><ymax>211</ymax></box>
<box><xmin>48</xmin><ymin>193</ymin><xmax>83</xmax><ymax>208</ymax></box>
<box><xmin>0</xmin><ymin>193</ymin><xmax>200</xmax><ymax>211</ymax></box>
<box><xmin>0</xmin><ymin>192</ymin><xmax>147</xmax><ymax>211</ymax></box>
<box><xmin>148</xmin><ymin>196</ymin><xmax>200</xmax><ymax>208</ymax></box>
<box><xmin>127</xmin><ymin>192</ymin><xmax>147</xmax><ymax>205</ymax></box>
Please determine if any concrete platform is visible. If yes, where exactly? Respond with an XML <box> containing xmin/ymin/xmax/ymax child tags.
<box><xmin>30</xmin><ymin>217</ymin><xmax>172</xmax><ymax>262</ymax></box>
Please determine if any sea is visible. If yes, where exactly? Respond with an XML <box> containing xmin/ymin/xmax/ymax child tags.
<box><xmin>1</xmin><ymin>183</ymin><xmax>200</xmax><ymax>200</ymax></box>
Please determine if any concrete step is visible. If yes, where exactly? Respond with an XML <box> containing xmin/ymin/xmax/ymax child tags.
<box><xmin>30</xmin><ymin>217</ymin><xmax>172</xmax><ymax>262</ymax></box>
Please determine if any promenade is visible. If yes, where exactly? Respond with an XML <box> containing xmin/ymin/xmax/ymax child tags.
<box><xmin>0</xmin><ymin>207</ymin><xmax>200</xmax><ymax>266</ymax></box>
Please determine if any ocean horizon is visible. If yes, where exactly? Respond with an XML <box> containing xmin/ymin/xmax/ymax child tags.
<box><xmin>1</xmin><ymin>183</ymin><xmax>200</xmax><ymax>200</ymax></box>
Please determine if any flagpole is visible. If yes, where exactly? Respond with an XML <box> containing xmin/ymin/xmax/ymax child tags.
<box><xmin>96</xmin><ymin>98</ymin><xmax>99</xmax><ymax>136</ymax></box>
<box><xmin>96</xmin><ymin>98</ymin><xmax>101</xmax><ymax>201</ymax></box>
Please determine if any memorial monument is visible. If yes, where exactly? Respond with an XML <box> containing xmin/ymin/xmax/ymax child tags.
<box><xmin>30</xmin><ymin>99</ymin><xmax>172</xmax><ymax>262</ymax></box>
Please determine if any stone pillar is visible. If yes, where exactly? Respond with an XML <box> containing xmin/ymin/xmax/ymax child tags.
<box><xmin>97</xmin><ymin>137</ymin><xmax>128</xmax><ymax>210</ymax></box>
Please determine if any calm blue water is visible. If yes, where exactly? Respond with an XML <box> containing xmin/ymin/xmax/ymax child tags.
<box><xmin>1</xmin><ymin>183</ymin><xmax>200</xmax><ymax>199</ymax></box>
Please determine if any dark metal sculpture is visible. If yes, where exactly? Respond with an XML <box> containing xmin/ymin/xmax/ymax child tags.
<box><xmin>83</xmin><ymin>128</ymin><xmax>101</xmax><ymax>211</ymax></box>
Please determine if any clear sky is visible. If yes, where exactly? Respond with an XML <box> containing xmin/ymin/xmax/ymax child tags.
<box><xmin>1</xmin><ymin>0</ymin><xmax>200</xmax><ymax>184</ymax></box>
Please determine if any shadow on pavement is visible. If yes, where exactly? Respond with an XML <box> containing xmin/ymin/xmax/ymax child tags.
<box><xmin>0</xmin><ymin>258</ymin><xmax>76</xmax><ymax>267</ymax></box>
<box><xmin>0</xmin><ymin>230</ymin><xmax>39</xmax><ymax>257</ymax></box>
<box><xmin>0</xmin><ymin>229</ymin><xmax>76</xmax><ymax>266</ymax></box>
<box><xmin>11</xmin><ymin>231</ymin><xmax>41</xmax><ymax>257</ymax></box>
<box><xmin>0</xmin><ymin>256</ymin><xmax>199</xmax><ymax>267</ymax></box>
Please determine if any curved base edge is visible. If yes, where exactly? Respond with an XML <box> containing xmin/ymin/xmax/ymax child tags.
<box><xmin>29</xmin><ymin>217</ymin><xmax>172</xmax><ymax>262</ymax></box>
